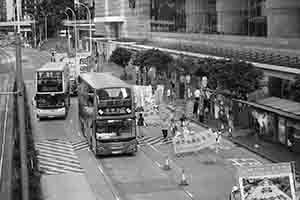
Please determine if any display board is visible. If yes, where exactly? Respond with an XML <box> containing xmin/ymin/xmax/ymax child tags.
<box><xmin>238</xmin><ymin>162</ymin><xmax>296</xmax><ymax>200</ymax></box>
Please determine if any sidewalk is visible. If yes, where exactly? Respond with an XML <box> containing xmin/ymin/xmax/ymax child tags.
<box><xmin>166</xmin><ymin>101</ymin><xmax>300</xmax><ymax>176</ymax></box>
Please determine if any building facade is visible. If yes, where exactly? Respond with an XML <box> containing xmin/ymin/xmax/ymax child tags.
<box><xmin>94</xmin><ymin>0</ymin><xmax>300</xmax><ymax>39</ymax></box>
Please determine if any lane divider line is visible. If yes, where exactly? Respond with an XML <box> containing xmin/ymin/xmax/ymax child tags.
<box><xmin>140</xmin><ymin>142</ymin><xmax>196</xmax><ymax>200</ymax></box>
<box><xmin>0</xmin><ymin>79</ymin><xmax>10</xmax><ymax>181</ymax></box>
<box><xmin>87</xmin><ymin>149</ymin><xmax>122</xmax><ymax>200</ymax></box>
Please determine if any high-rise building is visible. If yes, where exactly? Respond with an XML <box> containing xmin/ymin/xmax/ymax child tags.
<box><xmin>94</xmin><ymin>0</ymin><xmax>300</xmax><ymax>39</ymax></box>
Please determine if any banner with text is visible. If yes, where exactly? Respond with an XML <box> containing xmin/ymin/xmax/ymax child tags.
<box><xmin>238</xmin><ymin>162</ymin><xmax>296</xmax><ymax>200</ymax></box>
<box><xmin>173</xmin><ymin>129</ymin><xmax>216</xmax><ymax>154</ymax></box>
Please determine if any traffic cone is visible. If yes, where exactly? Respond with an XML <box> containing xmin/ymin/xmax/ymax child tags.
<box><xmin>162</xmin><ymin>156</ymin><xmax>171</xmax><ymax>170</ymax></box>
<box><xmin>179</xmin><ymin>169</ymin><xmax>189</xmax><ymax>186</ymax></box>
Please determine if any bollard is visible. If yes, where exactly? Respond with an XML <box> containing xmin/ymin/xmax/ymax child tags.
<box><xmin>162</xmin><ymin>156</ymin><xmax>171</xmax><ymax>170</ymax></box>
<box><xmin>179</xmin><ymin>169</ymin><xmax>189</xmax><ymax>186</ymax></box>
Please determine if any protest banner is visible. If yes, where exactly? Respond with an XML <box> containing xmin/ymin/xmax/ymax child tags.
<box><xmin>238</xmin><ymin>162</ymin><xmax>297</xmax><ymax>200</ymax></box>
<box><xmin>173</xmin><ymin>128</ymin><xmax>216</xmax><ymax>155</ymax></box>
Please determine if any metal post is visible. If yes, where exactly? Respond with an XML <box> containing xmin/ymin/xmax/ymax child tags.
<box><xmin>66</xmin><ymin>7</ymin><xmax>77</xmax><ymax>63</ymax></box>
<box><xmin>45</xmin><ymin>15</ymin><xmax>47</xmax><ymax>41</ymax></box>
<box><xmin>64</xmin><ymin>12</ymin><xmax>71</xmax><ymax>53</ymax></box>
<box><xmin>16</xmin><ymin>1</ymin><xmax>29</xmax><ymax>200</ymax></box>
<box><xmin>76</xmin><ymin>2</ymin><xmax>92</xmax><ymax>53</ymax></box>
<box><xmin>27</xmin><ymin>13</ymin><xmax>36</xmax><ymax>48</ymax></box>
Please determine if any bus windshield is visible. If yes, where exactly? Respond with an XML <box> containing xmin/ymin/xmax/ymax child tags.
<box><xmin>37</xmin><ymin>71</ymin><xmax>63</xmax><ymax>92</ymax></box>
<box><xmin>97</xmin><ymin>87</ymin><xmax>131</xmax><ymax>100</ymax></box>
<box><xmin>95</xmin><ymin>119</ymin><xmax>135</xmax><ymax>140</ymax></box>
<box><xmin>36</xmin><ymin>94</ymin><xmax>65</xmax><ymax>109</ymax></box>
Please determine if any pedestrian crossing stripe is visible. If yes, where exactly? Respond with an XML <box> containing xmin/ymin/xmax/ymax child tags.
<box><xmin>137</xmin><ymin>136</ymin><xmax>173</xmax><ymax>146</ymax></box>
<box><xmin>72</xmin><ymin>140</ymin><xmax>89</xmax><ymax>151</ymax></box>
<box><xmin>35</xmin><ymin>140</ymin><xmax>84</xmax><ymax>175</ymax></box>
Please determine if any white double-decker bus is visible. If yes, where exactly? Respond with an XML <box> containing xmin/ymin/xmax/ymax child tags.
<box><xmin>34</xmin><ymin>62</ymin><xmax>70</xmax><ymax>119</ymax></box>
<box><xmin>78</xmin><ymin>72</ymin><xmax>137</xmax><ymax>156</ymax></box>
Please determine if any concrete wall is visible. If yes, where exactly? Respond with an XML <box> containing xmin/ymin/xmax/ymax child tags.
<box><xmin>122</xmin><ymin>0</ymin><xmax>151</xmax><ymax>39</ymax></box>
<box><xmin>216</xmin><ymin>0</ymin><xmax>247</xmax><ymax>34</ymax></box>
<box><xmin>94</xmin><ymin>0</ymin><xmax>150</xmax><ymax>39</ymax></box>
<box><xmin>266</xmin><ymin>0</ymin><xmax>300</xmax><ymax>38</ymax></box>
<box><xmin>185</xmin><ymin>0</ymin><xmax>206</xmax><ymax>33</ymax></box>
<box><xmin>149</xmin><ymin>32</ymin><xmax>300</xmax><ymax>53</ymax></box>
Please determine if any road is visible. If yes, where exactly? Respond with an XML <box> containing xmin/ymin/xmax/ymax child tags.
<box><xmin>0</xmin><ymin>47</ymin><xmax>16</xmax><ymax>199</ymax></box>
<box><xmin>21</xmin><ymin>48</ymin><xmax>299</xmax><ymax>200</ymax></box>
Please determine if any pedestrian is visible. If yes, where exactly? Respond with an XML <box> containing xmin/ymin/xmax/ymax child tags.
<box><xmin>170</xmin><ymin>81</ymin><xmax>175</xmax><ymax>102</ymax></box>
<box><xmin>193</xmin><ymin>87</ymin><xmax>201</xmax><ymax>119</ymax></box>
<box><xmin>179</xmin><ymin>113</ymin><xmax>187</xmax><ymax>127</ymax></box>
<box><xmin>166</xmin><ymin>88</ymin><xmax>171</xmax><ymax>102</ymax></box>
<box><xmin>137</xmin><ymin>113</ymin><xmax>147</xmax><ymax>137</ymax></box>
<box><xmin>227</xmin><ymin>111</ymin><xmax>234</xmax><ymax>137</ymax></box>
<box><xmin>169</xmin><ymin>110</ymin><xmax>177</xmax><ymax>137</ymax></box>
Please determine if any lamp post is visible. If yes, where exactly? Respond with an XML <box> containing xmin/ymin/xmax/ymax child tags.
<box><xmin>16</xmin><ymin>0</ymin><xmax>29</xmax><ymax>200</ymax></box>
<box><xmin>66</xmin><ymin>7</ymin><xmax>77</xmax><ymax>64</ymax></box>
<box><xmin>42</xmin><ymin>13</ymin><xmax>48</xmax><ymax>41</ymax></box>
<box><xmin>64</xmin><ymin>12</ymin><xmax>71</xmax><ymax>53</ymax></box>
<box><xmin>75</xmin><ymin>2</ymin><xmax>92</xmax><ymax>54</ymax></box>
<box><xmin>26</xmin><ymin>13</ymin><xmax>37</xmax><ymax>48</ymax></box>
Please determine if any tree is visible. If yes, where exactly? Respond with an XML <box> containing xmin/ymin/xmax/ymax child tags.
<box><xmin>194</xmin><ymin>58</ymin><xmax>263</xmax><ymax>99</ymax></box>
<box><xmin>132</xmin><ymin>49</ymin><xmax>173</xmax><ymax>84</ymax></box>
<box><xmin>291</xmin><ymin>76</ymin><xmax>300</xmax><ymax>102</ymax></box>
<box><xmin>109</xmin><ymin>47</ymin><xmax>133</xmax><ymax>79</ymax></box>
<box><xmin>24</xmin><ymin>0</ymin><xmax>73</xmax><ymax>38</ymax></box>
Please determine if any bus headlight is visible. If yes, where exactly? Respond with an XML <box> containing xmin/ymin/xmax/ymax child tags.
<box><xmin>96</xmin><ymin>132</ymin><xmax>102</xmax><ymax>140</ymax></box>
<box><xmin>98</xmin><ymin>109</ymin><xmax>104</xmax><ymax>115</ymax></box>
<box><xmin>126</xmin><ymin>108</ymin><xmax>131</xmax><ymax>113</ymax></box>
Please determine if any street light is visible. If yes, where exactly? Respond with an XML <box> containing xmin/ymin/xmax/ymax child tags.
<box><xmin>66</xmin><ymin>7</ymin><xmax>77</xmax><ymax>63</ymax></box>
<box><xmin>64</xmin><ymin>12</ymin><xmax>71</xmax><ymax>53</ymax></box>
<box><xmin>26</xmin><ymin>13</ymin><xmax>37</xmax><ymax>48</ymax></box>
<box><xmin>42</xmin><ymin>13</ymin><xmax>48</xmax><ymax>41</ymax></box>
<box><xmin>75</xmin><ymin>2</ymin><xmax>92</xmax><ymax>54</ymax></box>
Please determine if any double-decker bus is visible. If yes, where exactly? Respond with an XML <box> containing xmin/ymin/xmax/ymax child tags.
<box><xmin>34</xmin><ymin>62</ymin><xmax>70</xmax><ymax>120</ymax></box>
<box><xmin>78</xmin><ymin>72</ymin><xmax>137</xmax><ymax>155</ymax></box>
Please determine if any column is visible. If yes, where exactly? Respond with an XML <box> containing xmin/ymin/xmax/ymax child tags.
<box><xmin>216</xmin><ymin>0</ymin><xmax>247</xmax><ymax>34</ymax></box>
<box><xmin>266</xmin><ymin>0</ymin><xmax>300</xmax><ymax>38</ymax></box>
<box><xmin>186</xmin><ymin>0</ymin><xmax>206</xmax><ymax>33</ymax></box>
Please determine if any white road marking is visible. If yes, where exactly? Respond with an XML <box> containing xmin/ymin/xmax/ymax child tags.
<box><xmin>0</xmin><ymin>90</ymin><xmax>9</xmax><ymax>180</ymax></box>
<box><xmin>227</xmin><ymin>158</ymin><xmax>262</xmax><ymax>167</ymax></box>
<box><xmin>36</xmin><ymin>145</ymin><xmax>76</xmax><ymax>155</ymax></box>
<box><xmin>184</xmin><ymin>190</ymin><xmax>194</xmax><ymax>199</ymax></box>
<box><xmin>37</xmin><ymin>148</ymin><xmax>78</xmax><ymax>159</ymax></box>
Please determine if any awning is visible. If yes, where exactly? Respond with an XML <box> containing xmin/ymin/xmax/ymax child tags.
<box><xmin>235</xmin><ymin>97</ymin><xmax>300</xmax><ymax>121</ymax></box>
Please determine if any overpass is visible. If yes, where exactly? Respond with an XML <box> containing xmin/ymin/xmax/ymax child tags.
<box><xmin>113</xmin><ymin>42</ymin><xmax>300</xmax><ymax>81</ymax></box>
<box><xmin>0</xmin><ymin>20</ymin><xmax>34</xmax><ymax>32</ymax></box>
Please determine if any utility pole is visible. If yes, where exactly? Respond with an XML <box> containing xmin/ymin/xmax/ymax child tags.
<box><xmin>16</xmin><ymin>0</ymin><xmax>29</xmax><ymax>199</ymax></box>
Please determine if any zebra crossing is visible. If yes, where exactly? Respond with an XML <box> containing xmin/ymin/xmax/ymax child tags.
<box><xmin>35</xmin><ymin>139</ymin><xmax>84</xmax><ymax>175</ymax></box>
<box><xmin>137</xmin><ymin>136</ymin><xmax>173</xmax><ymax>146</ymax></box>
<box><xmin>72</xmin><ymin>140</ymin><xmax>89</xmax><ymax>151</ymax></box>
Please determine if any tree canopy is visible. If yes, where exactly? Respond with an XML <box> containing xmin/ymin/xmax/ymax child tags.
<box><xmin>24</xmin><ymin>0</ymin><xmax>74</xmax><ymax>36</ymax></box>
<box><xmin>109</xmin><ymin>47</ymin><xmax>132</xmax><ymax>68</ymax></box>
<box><xmin>291</xmin><ymin>75</ymin><xmax>300</xmax><ymax>102</ymax></box>
<box><xmin>194</xmin><ymin>58</ymin><xmax>263</xmax><ymax>99</ymax></box>
<box><xmin>132</xmin><ymin>49</ymin><xmax>173</xmax><ymax>72</ymax></box>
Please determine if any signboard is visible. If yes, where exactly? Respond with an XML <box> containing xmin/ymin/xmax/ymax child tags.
<box><xmin>173</xmin><ymin>129</ymin><xmax>216</xmax><ymax>154</ymax></box>
<box><xmin>238</xmin><ymin>162</ymin><xmax>297</xmax><ymax>200</ymax></box>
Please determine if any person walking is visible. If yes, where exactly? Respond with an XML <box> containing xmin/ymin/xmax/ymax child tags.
<box><xmin>193</xmin><ymin>87</ymin><xmax>201</xmax><ymax>119</ymax></box>
<box><xmin>137</xmin><ymin>113</ymin><xmax>147</xmax><ymax>137</ymax></box>
<box><xmin>169</xmin><ymin>110</ymin><xmax>177</xmax><ymax>137</ymax></box>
